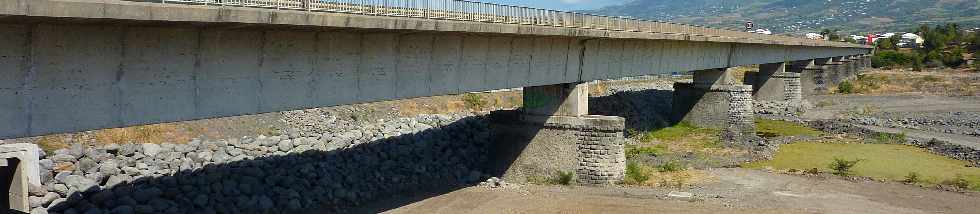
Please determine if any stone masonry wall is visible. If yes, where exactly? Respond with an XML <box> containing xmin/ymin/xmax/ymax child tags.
<box><xmin>726</xmin><ymin>85</ymin><xmax>756</xmax><ymax>136</ymax></box>
<box><xmin>490</xmin><ymin>112</ymin><xmax>625</xmax><ymax>186</ymax></box>
<box><xmin>779</xmin><ymin>73</ymin><xmax>804</xmax><ymax>104</ymax></box>
<box><xmin>673</xmin><ymin>83</ymin><xmax>755</xmax><ymax>135</ymax></box>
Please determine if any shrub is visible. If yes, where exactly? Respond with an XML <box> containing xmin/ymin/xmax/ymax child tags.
<box><xmin>625</xmin><ymin>162</ymin><xmax>650</xmax><ymax>185</ymax></box>
<box><xmin>941</xmin><ymin>175</ymin><xmax>971</xmax><ymax>190</ymax></box>
<box><xmin>837</xmin><ymin>81</ymin><xmax>855</xmax><ymax>94</ymax></box>
<box><xmin>904</xmin><ymin>172</ymin><xmax>920</xmax><ymax>184</ymax></box>
<box><xmin>829</xmin><ymin>158</ymin><xmax>863</xmax><ymax>176</ymax></box>
<box><xmin>871</xmin><ymin>50</ymin><xmax>917</xmax><ymax>68</ymax></box>
<box><xmin>942</xmin><ymin>48</ymin><xmax>967</xmax><ymax>68</ymax></box>
<box><xmin>462</xmin><ymin>93</ymin><xmax>488</xmax><ymax>110</ymax></box>
<box><xmin>556</xmin><ymin>171</ymin><xmax>574</xmax><ymax>186</ymax></box>
<box><xmin>657</xmin><ymin>161</ymin><xmax>685</xmax><ymax>172</ymax></box>
<box><xmin>805</xmin><ymin>168</ymin><xmax>821</xmax><ymax>175</ymax></box>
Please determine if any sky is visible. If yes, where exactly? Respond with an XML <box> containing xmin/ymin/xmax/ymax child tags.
<box><xmin>480</xmin><ymin>0</ymin><xmax>625</xmax><ymax>11</ymax></box>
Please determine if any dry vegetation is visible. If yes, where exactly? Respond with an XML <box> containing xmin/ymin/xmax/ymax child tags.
<box><xmin>19</xmin><ymin>90</ymin><xmax>524</xmax><ymax>153</ymax></box>
<box><xmin>32</xmin><ymin>123</ymin><xmax>197</xmax><ymax>153</ymax></box>
<box><xmin>835</xmin><ymin>69</ymin><xmax>980</xmax><ymax>96</ymax></box>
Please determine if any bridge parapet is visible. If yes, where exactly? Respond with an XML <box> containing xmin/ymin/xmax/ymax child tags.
<box><xmin>3</xmin><ymin>0</ymin><xmax>869</xmax><ymax>49</ymax></box>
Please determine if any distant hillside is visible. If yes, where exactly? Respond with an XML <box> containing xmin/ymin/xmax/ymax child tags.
<box><xmin>584</xmin><ymin>0</ymin><xmax>980</xmax><ymax>35</ymax></box>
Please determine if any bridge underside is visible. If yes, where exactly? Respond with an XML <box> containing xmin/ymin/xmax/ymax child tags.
<box><xmin>0</xmin><ymin>20</ymin><xmax>867</xmax><ymax>139</ymax></box>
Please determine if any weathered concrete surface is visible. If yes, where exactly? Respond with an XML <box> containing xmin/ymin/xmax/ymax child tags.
<box><xmin>674</xmin><ymin>68</ymin><xmax>755</xmax><ymax>134</ymax></box>
<box><xmin>523</xmin><ymin>83</ymin><xmax>589</xmax><ymax>117</ymax></box>
<box><xmin>0</xmin><ymin>23</ymin><xmax>868</xmax><ymax>139</ymax></box>
<box><xmin>673</xmin><ymin>83</ymin><xmax>756</xmax><ymax>135</ymax></box>
<box><xmin>750</xmin><ymin>62</ymin><xmax>802</xmax><ymax>106</ymax></box>
<box><xmin>490</xmin><ymin>111</ymin><xmax>626</xmax><ymax>185</ymax></box>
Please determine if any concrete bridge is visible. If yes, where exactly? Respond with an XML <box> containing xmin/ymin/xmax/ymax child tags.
<box><xmin>1</xmin><ymin>0</ymin><xmax>871</xmax><ymax>210</ymax></box>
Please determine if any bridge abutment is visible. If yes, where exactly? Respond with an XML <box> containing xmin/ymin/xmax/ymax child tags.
<box><xmin>672</xmin><ymin>68</ymin><xmax>756</xmax><ymax>136</ymax></box>
<box><xmin>1</xmin><ymin>144</ymin><xmax>41</xmax><ymax>213</ymax></box>
<box><xmin>490</xmin><ymin>83</ymin><xmax>626</xmax><ymax>185</ymax></box>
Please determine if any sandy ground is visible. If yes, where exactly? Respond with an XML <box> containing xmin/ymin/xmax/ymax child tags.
<box><xmin>362</xmin><ymin>168</ymin><xmax>979</xmax><ymax>214</ymax></box>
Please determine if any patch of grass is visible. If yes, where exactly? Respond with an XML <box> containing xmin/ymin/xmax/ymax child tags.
<box><xmin>942</xmin><ymin>175</ymin><xmax>972</xmax><ymax>190</ymax></box>
<box><xmin>838</xmin><ymin>81</ymin><xmax>856</xmax><ymax>94</ymax></box>
<box><xmin>34</xmin><ymin>135</ymin><xmax>70</xmax><ymax>154</ymax></box>
<box><xmin>745</xmin><ymin>142</ymin><xmax>980</xmax><ymax>191</ymax></box>
<box><xmin>625</xmin><ymin>144</ymin><xmax>667</xmax><ymax>159</ymax></box>
<box><xmin>657</xmin><ymin>161</ymin><xmax>686</xmax><ymax>173</ymax></box>
<box><xmin>642</xmin><ymin>122</ymin><xmax>719</xmax><ymax>147</ymax></box>
<box><xmin>755</xmin><ymin>119</ymin><xmax>824</xmax><ymax>138</ymax></box>
<box><xmin>921</xmin><ymin>75</ymin><xmax>943</xmax><ymax>82</ymax></box>
<box><xmin>625</xmin><ymin>162</ymin><xmax>650</xmax><ymax>185</ymax></box>
<box><xmin>93</xmin><ymin>123</ymin><xmax>191</xmax><ymax>145</ymax></box>
<box><xmin>873</xmin><ymin>132</ymin><xmax>907</xmax><ymax>144</ymax></box>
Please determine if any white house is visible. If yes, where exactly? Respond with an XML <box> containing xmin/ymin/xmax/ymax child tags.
<box><xmin>900</xmin><ymin>33</ymin><xmax>924</xmax><ymax>46</ymax></box>
<box><xmin>805</xmin><ymin>33</ymin><xmax>823</xmax><ymax>40</ymax></box>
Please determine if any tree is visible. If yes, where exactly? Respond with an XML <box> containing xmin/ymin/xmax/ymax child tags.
<box><xmin>968</xmin><ymin>32</ymin><xmax>980</xmax><ymax>54</ymax></box>
<box><xmin>922</xmin><ymin>30</ymin><xmax>948</xmax><ymax>53</ymax></box>
<box><xmin>820</xmin><ymin>29</ymin><xmax>841</xmax><ymax>41</ymax></box>
<box><xmin>877</xmin><ymin>36</ymin><xmax>898</xmax><ymax>50</ymax></box>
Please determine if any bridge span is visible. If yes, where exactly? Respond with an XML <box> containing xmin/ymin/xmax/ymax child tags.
<box><xmin>0</xmin><ymin>0</ymin><xmax>870</xmax><ymax>139</ymax></box>
<box><xmin>0</xmin><ymin>1</ymin><xmax>876</xmax><ymax>210</ymax></box>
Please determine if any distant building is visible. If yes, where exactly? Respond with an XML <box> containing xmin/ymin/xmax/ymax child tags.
<box><xmin>749</xmin><ymin>29</ymin><xmax>772</xmax><ymax>35</ymax></box>
<box><xmin>805</xmin><ymin>33</ymin><xmax>823</xmax><ymax>40</ymax></box>
<box><xmin>899</xmin><ymin>33</ymin><xmax>924</xmax><ymax>48</ymax></box>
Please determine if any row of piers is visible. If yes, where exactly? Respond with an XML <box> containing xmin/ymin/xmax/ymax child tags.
<box><xmin>492</xmin><ymin>54</ymin><xmax>871</xmax><ymax>185</ymax></box>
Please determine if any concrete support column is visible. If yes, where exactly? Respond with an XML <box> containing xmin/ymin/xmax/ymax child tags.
<box><xmin>791</xmin><ymin>60</ymin><xmax>820</xmax><ymax>95</ymax></box>
<box><xmin>864</xmin><ymin>55</ymin><xmax>872</xmax><ymax>69</ymax></box>
<box><xmin>750</xmin><ymin>63</ymin><xmax>803</xmax><ymax>109</ymax></box>
<box><xmin>672</xmin><ymin>68</ymin><xmax>755</xmax><ymax>136</ymax></box>
<box><xmin>825</xmin><ymin>56</ymin><xmax>848</xmax><ymax>86</ymax></box>
<box><xmin>522</xmin><ymin>83</ymin><xmax>588</xmax><ymax>117</ymax></box>
<box><xmin>1</xmin><ymin>144</ymin><xmax>41</xmax><ymax>213</ymax></box>
<box><xmin>838</xmin><ymin>56</ymin><xmax>855</xmax><ymax>83</ymax></box>
<box><xmin>491</xmin><ymin>82</ymin><xmax>625</xmax><ymax>186</ymax></box>
<box><xmin>803</xmin><ymin>58</ymin><xmax>835</xmax><ymax>94</ymax></box>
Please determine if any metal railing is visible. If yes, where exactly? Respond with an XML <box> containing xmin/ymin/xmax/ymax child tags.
<box><xmin>145</xmin><ymin>0</ymin><xmax>858</xmax><ymax>47</ymax></box>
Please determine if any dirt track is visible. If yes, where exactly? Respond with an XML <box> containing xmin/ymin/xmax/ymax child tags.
<box><xmin>359</xmin><ymin>169</ymin><xmax>980</xmax><ymax>214</ymax></box>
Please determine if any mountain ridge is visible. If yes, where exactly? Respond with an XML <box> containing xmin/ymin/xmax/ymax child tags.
<box><xmin>583</xmin><ymin>0</ymin><xmax>980</xmax><ymax>34</ymax></box>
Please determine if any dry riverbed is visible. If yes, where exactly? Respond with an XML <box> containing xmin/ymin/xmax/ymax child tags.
<box><xmin>366</xmin><ymin>168</ymin><xmax>979</xmax><ymax>214</ymax></box>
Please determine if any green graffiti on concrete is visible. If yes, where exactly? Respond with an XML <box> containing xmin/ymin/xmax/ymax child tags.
<box><xmin>524</xmin><ymin>90</ymin><xmax>554</xmax><ymax>109</ymax></box>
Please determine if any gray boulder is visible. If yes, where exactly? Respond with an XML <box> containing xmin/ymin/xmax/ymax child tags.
<box><xmin>62</xmin><ymin>175</ymin><xmax>97</xmax><ymax>192</ymax></box>
<box><xmin>141</xmin><ymin>143</ymin><xmax>162</xmax><ymax>157</ymax></box>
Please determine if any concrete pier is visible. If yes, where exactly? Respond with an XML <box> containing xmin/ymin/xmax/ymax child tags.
<box><xmin>673</xmin><ymin>68</ymin><xmax>755</xmax><ymax>135</ymax></box>
<box><xmin>491</xmin><ymin>83</ymin><xmax>626</xmax><ymax>185</ymax></box>
<box><xmin>749</xmin><ymin>62</ymin><xmax>803</xmax><ymax>109</ymax></box>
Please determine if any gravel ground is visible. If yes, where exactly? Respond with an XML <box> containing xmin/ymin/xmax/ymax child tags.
<box><xmin>804</xmin><ymin>94</ymin><xmax>980</xmax><ymax>149</ymax></box>
<box><xmin>372</xmin><ymin>168</ymin><xmax>980</xmax><ymax>214</ymax></box>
